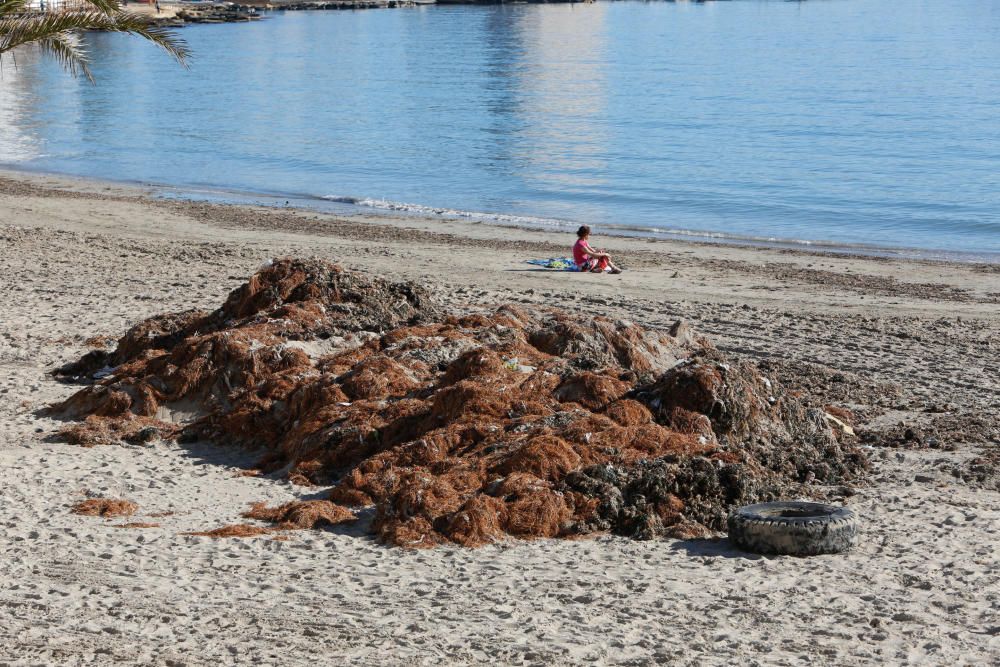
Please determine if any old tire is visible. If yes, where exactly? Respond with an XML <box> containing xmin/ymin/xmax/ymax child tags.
<box><xmin>727</xmin><ymin>501</ymin><xmax>858</xmax><ymax>556</ymax></box>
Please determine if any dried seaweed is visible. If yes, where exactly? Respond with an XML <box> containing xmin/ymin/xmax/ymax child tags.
<box><xmin>52</xmin><ymin>259</ymin><xmax>868</xmax><ymax>547</ymax></box>
<box><xmin>183</xmin><ymin>524</ymin><xmax>272</xmax><ymax>538</ymax></box>
<box><xmin>72</xmin><ymin>498</ymin><xmax>139</xmax><ymax>518</ymax></box>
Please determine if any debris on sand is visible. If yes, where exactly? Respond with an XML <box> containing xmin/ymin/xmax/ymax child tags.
<box><xmin>242</xmin><ymin>500</ymin><xmax>357</xmax><ymax>529</ymax></box>
<box><xmin>59</xmin><ymin>416</ymin><xmax>171</xmax><ymax>448</ymax></box>
<box><xmin>72</xmin><ymin>497</ymin><xmax>139</xmax><ymax>518</ymax></box>
<box><xmin>113</xmin><ymin>522</ymin><xmax>160</xmax><ymax>529</ymax></box>
<box><xmin>859</xmin><ymin>411</ymin><xmax>997</xmax><ymax>452</ymax></box>
<box><xmin>954</xmin><ymin>448</ymin><xmax>1000</xmax><ymax>490</ymax></box>
<box><xmin>183</xmin><ymin>524</ymin><xmax>272</xmax><ymax>538</ymax></box>
<box><xmin>52</xmin><ymin>258</ymin><xmax>868</xmax><ymax>547</ymax></box>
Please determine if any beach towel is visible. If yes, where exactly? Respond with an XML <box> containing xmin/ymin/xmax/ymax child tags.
<box><xmin>525</xmin><ymin>258</ymin><xmax>581</xmax><ymax>271</ymax></box>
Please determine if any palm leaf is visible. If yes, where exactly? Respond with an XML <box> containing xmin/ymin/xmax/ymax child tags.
<box><xmin>0</xmin><ymin>12</ymin><xmax>109</xmax><ymax>53</ymax></box>
<box><xmin>80</xmin><ymin>0</ymin><xmax>122</xmax><ymax>16</ymax></box>
<box><xmin>104</xmin><ymin>10</ymin><xmax>190</xmax><ymax>65</ymax></box>
<box><xmin>0</xmin><ymin>7</ymin><xmax>188</xmax><ymax>78</ymax></box>
<box><xmin>37</xmin><ymin>30</ymin><xmax>90</xmax><ymax>80</ymax></box>
<box><xmin>0</xmin><ymin>0</ymin><xmax>30</xmax><ymax>18</ymax></box>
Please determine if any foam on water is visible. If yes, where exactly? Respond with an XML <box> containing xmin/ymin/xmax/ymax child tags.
<box><xmin>322</xmin><ymin>195</ymin><xmax>578</xmax><ymax>229</ymax></box>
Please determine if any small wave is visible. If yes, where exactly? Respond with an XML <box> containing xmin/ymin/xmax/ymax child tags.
<box><xmin>321</xmin><ymin>194</ymin><xmax>860</xmax><ymax>248</ymax></box>
<box><xmin>321</xmin><ymin>195</ymin><xmax>578</xmax><ymax>229</ymax></box>
<box><xmin>313</xmin><ymin>194</ymin><xmax>999</xmax><ymax>263</ymax></box>
<box><xmin>326</xmin><ymin>196</ymin><xmax>856</xmax><ymax>254</ymax></box>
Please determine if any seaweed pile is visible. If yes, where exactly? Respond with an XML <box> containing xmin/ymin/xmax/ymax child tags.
<box><xmin>71</xmin><ymin>497</ymin><xmax>139</xmax><ymax>518</ymax></box>
<box><xmin>51</xmin><ymin>258</ymin><xmax>867</xmax><ymax>547</ymax></box>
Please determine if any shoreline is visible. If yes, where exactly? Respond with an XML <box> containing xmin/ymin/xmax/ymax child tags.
<box><xmin>5</xmin><ymin>165</ymin><xmax>999</xmax><ymax>267</ymax></box>
<box><xmin>1</xmin><ymin>166</ymin><xmax>999</xmax><ymax>664</ymax></box>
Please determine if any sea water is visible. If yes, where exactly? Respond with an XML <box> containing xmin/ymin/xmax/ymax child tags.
<box><xmin>1</xmin><ymin>0</ymin><xmax>999</xmax><ymax>258</ymax></box>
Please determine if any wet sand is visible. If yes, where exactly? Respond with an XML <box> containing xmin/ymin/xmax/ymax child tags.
<box><xmin>1</xmin><ymin>169</ymin><xmax>998</xmax><ymax>665</ymax></box>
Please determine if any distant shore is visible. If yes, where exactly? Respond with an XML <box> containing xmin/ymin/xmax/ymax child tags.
<box><xmin>136</xmin><ymin>0</ymin><xmax>597</xmax><ymax>27</ymax></box>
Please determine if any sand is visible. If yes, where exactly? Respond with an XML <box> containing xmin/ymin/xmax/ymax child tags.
<box><xmin>1</xmin><ymin>168</ymin><xmax>998</xmax><ymax>666</ymax></box>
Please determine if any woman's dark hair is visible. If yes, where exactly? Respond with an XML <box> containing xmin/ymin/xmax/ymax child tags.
<box><xmin>576</xmin><ymin>225</ymin><xmax>591</xmax><ymax>238</ymax></box>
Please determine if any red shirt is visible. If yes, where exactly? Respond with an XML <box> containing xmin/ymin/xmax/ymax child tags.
<box><xmin>573</xmin><ymin>239</ymin><xmax>590</xmax><ymax>266</ymax></box>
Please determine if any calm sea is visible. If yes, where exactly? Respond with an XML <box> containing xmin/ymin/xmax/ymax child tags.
<box><xmin>2</xmin><ymin>0</ymin><xmax>999</xmax><ymax>258</ymax></box>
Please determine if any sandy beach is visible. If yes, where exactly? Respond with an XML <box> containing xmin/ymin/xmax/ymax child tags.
<box><xmin>1</xmin><ymin>168</ymin><xmax>999</xmax><ymax>666</ymax></box>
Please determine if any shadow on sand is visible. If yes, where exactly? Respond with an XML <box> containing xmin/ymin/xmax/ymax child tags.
<box><xmin>669</xmin><ymin>536</ymin><xmax>762</xmax><ymax>560</ymax></box>
<box><xmin>178</xmin><ymin>439</ymin><xmax>379</xmax><ymax>539</ymax></box>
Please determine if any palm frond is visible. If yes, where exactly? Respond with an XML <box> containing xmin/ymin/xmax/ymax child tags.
<box><xmin>0</xmin><ymin>0</ymin><xmax>31</xmax><ymax>19</ymax></box>
<box><xmin>2</xmin><ymin>12</ymin><xmax>92</xmax><ymax>53</ymax></box>
<box><xmin>106</xmin><ymin>10</ymin><xmax>190</xmax><ymax>66</ymax></box>
<box><xmin>37</xmin><ymin>30</ymin><xmax>90</xmax><ymax>80</ymax></box>
<box><xmin>80</xmin><ymin>0</ymin><xmax>122</xmax><ymax>16</ymax></box>
<box><xmin>0</xmin><ymin>7</ymin><xmax>189</xmax><ymax>77</ymax></box>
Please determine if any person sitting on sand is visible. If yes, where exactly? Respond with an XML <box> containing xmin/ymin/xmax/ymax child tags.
<box><xmin>573</xmin><ymin>225</ymin><xmax>623</xmax><ymax>274</ymax></box>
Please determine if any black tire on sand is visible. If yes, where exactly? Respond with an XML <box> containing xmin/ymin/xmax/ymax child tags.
<box><xmin>727</xmin><ymin>501</ymin><xmax>858</xmax><ymax>556</ymax></box>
